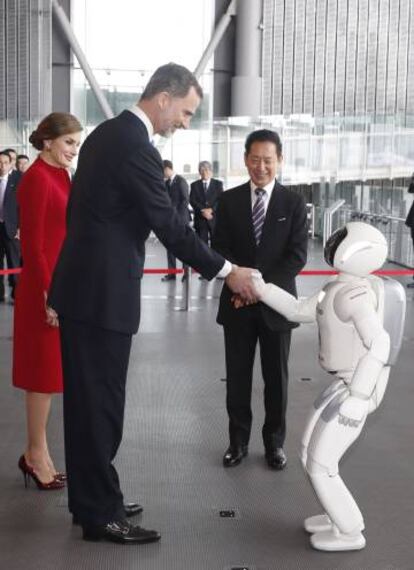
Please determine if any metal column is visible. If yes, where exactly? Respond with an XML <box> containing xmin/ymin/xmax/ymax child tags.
<box><xmin>231</xmin><ymin>0</ymin><xmax>263</xmax><ymax>116</ymax></box>
<box><xmin>52</xmin><ymin>0</ymin><xmax>114</xmax><ymax>119</ymax></box>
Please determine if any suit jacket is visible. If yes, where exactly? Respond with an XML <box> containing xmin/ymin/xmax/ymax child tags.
<box><xmin>213</xmin><ymin>181</ymin><xmax>308</xmax><ymax>331</ymax></box>
<box><xmin>406</xmin><ymin>180</ymin><xmax>414</xmax><ymax>229</ymax></box>
<box><xmin>190</xmin><ymin>178</ymin><xmax>223</xmax><ymax>230</ymax></box>
<box><xmin>1</xmin><ymin>170</ymin><xmax>21</xmax><ymax>238</ymax></box>
<box><xmin>48</xmin><ymin>110</ymin><xmax>225</xmax><ymax>334</ymax></box>
<box><xmin>167</xmin><ymin>174</ymin><xmax>190</xmax><ymax>224</ymax></box>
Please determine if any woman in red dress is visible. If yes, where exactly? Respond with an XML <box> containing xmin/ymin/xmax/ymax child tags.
<box><xmin>13</xmin><ymin>113</ymin><xmax>82</xmax><ymax>490</ymax></box>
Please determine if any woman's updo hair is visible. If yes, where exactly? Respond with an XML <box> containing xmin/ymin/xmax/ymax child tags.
<box><xmin>29</xmin><ymin>112</ymin><xmax>83</xmax><ymax>151</ymax></box>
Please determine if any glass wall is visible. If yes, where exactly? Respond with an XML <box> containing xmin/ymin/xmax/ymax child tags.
<box><xmin>71</xmin><ymin>0</ymin><xmax>215</xmax><ymax>130</ymax></box>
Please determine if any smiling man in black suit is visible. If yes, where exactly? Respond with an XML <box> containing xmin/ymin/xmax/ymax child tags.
<box><xmin>213</xmin><ymin>129</ymin><xmax>308</xmax><ymax>472</ymax></box>
<box><xmin>48</xmin><ymin>63</ymin><xmax>257</xmax><ymax>545</ymax></box>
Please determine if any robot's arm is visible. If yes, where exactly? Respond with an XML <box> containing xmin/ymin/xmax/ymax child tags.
<box><xmin>335</xmin><ymin>286</ymin><xmax>390</xmax><ymax>401</ymax></box>
<box><xmin>252</xmin><ymin>272</ymin><xmax>318</xmax><ymax>323</ymax></box>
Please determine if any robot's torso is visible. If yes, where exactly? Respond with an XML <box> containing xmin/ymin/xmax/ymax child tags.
<box><xmin>317</xmin><ymin>275</ymin><xmax>405</xmax><ymax>380</ymax></box>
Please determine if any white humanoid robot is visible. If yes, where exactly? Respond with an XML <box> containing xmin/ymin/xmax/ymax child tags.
<box><xmin>252</xmin><ymin>221</ymin><xmax>406</xmax><ymax>552</ymax></box>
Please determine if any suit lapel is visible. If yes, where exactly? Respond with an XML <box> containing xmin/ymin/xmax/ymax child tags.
<box><xmin>239</xmin><ymin>183</ymin><xmax>256</xmax><ymax>250</ymax></box>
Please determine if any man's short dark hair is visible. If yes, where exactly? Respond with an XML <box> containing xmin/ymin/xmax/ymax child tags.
<box><xmin>17</xmin><ymin>154</ymin><xmax>30</xmax><ymax>161</ymax></box>
<box><xmin>0</xmin><ymin>150</ymin><xmax>12</xmax><ymax>161</ymax></box>
<box><xmin>163</xmin><ymin>160</ymin><xmax>173</xmax><ymax>170</ymax></box>
<box><xmin>141</xmin><ymin>63</ymin><xmax>203</xmax><ymax>101</ymax></box>
<box><xmin>245</xmin><ymin>129</ymin><xmax>283</xmax><ymax>158</ymax></box>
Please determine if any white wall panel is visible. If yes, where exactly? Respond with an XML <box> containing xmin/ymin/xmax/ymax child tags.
<box><xmin>355</xmin><ymin>0</ymin><xmax>369</xmax><ymax>113</ymax></box>
<box><xmin>293</xmin><ymin>0</ymin><xmax>306</xmax><ymax>113</ymax></box>
<box><xmin>303</xmin><ymin>0</ymin><xmax>316</xmax><ymax>113</ymax></box>
<box><xmin>271</xmin><ymin>0</ymin><xmax>285</xmax><ymax>114</ymax></box>
<box><xmin>313</xmin><ymin>0</ymin><xmax>326</xmax><ymax>116</ymax></box>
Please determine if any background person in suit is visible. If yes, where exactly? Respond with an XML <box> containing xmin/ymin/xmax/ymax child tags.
<box><xmin>4</xmin><ymin>148</ymin><xmax>18</xmax><ymax>172</ymax></box>
<box><xmin>0</xmin><ymin>150</ymin><xmax>21</xmax><ymax>302</ymax></box>
<box><xmin>405</xmin><ymin>173</ymin><xmax>414</xmax><ymax>288</ymax></box>
<box><xmin>16</xmin><ymin>154</ymin><xmax>31</xmax><ymax>174</ymax></box>
<box><xmin>213</xmin><ymin>129</ymin><xmax>308</xmax><ymax>471</ymax></box>
<box><xmin>190</xmin><ymin>160</ymin><xmax>223</xmax><ymax>246</ymax></box>
<box><xmin>48</xmin><ymin>63</ymin><xmax>256</xmax><ymax>545</ymax></box>
<box><xmin>161</xmin><ymin>159</ymin><xmax>191</xmax><ymax>282</ymax></box>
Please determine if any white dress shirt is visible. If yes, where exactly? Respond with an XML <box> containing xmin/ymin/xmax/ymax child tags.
<box><xmin>250</xmin><ymin>178</ymin><xmax>277</xmax><ymax>216</ymax></box>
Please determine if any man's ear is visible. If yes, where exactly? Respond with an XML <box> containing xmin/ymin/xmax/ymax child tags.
<box><xmin>157</xmin><ymin>92</ymin><xmax>171</xmax><ymax>110</ymax></box>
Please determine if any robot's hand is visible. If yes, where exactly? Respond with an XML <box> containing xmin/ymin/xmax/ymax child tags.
<box><xmin>251</xmin><ymin>271</ymin><xmax>266</xmax><ymax>298</ymax></box>
<box><xmin>338</xmin><ymin>395</ymin><xmax>370</xmax><ymax>428</ymax></box>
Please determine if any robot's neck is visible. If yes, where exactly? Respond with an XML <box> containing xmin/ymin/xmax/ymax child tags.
<box><xmin>337</xmin><ymin>272</ymin><xmax>365</xmax><ymax>282</ymax></box>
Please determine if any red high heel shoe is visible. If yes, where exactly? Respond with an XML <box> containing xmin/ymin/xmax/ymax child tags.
<box><xmin>54</xmin><ymin>472</ymin><xmax>67</xmax><ymax>482</ymax></box>
<box><xmin>18</xmin><ymin>455</ymin><xmax>65</xmax><ymax>491</ymax></box>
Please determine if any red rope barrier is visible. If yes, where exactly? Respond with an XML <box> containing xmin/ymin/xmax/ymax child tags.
<box><xmin>1</xmin><ymin>267</ymin><xmax>414</xmax><ymax>276</ymax></box>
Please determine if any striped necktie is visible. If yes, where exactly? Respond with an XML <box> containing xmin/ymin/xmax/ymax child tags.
<box><xmin>252</xmin><ymin>188</ymin><xmax>266</xmax><ymax>245</ymax></box>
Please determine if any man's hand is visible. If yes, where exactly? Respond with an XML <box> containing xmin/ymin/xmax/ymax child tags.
<box><xmin>231</xmin><ymin>294</ymin><xmax>257</xmax><ymax>309</ymax></box>
<box><xmin>225</xmin><ymin>266</ymin><xmax>258</xmax><ymax>303</ymax></box>
<box><xmin>201</xmin><ymin>208</ymin><xmax>214</xmax><ymax>220</ymax></box>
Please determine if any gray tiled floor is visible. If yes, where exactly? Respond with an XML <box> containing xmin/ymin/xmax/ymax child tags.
<box><xmin>0</xmin><ymin>239</ymin><xmax>413</xmax><ymax>570</ymax></box>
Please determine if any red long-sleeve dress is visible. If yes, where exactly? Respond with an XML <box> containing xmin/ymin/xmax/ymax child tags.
<box><xmin>13</xmin><ymin>157</ymin><xmax>70</xmax><ymax>393</ymax></box>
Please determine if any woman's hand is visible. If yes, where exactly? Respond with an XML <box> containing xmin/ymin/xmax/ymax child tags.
<box><xmin>44</xmin><ymin>292</ymin><xmax>59</xmax><ymax>327</ymax></box>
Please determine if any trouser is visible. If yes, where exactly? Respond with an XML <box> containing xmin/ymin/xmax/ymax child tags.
<box><xmin>59</xmin><ymin>317</ymin><xmax>132</xmax><ymax>527</ymax></box>
<box><xmin>195</xmin><ymin>218</ymin><xmax>215</xmax><ymax>246</ymax></box>
<box><xmin>223</xmin><ymin>314</ymin><xmax>291</xmax><ymax>450</ymax></box>
<box><xmin>0</xmin><ymin>222</ymin><xmax>20</xmax><ymax>298</ymax></box>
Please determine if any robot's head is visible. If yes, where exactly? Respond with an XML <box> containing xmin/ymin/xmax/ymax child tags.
<box><xmin>324</xmin><ymin>221</ymin><xmax>388</xmax><ymax>276</ymax></box>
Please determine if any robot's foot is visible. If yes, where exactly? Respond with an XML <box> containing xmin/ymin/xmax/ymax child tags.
<box><xmin>310</xmin><ymin>528</ymin><xmax>366</xmax><ymax>551</ymax></box>
<box><xmin>304</xmin><ymin>514</ymin><xmax>332</xmax><ymax>534</ymax></box>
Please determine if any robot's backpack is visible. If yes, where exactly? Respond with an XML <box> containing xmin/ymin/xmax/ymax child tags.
<box><xmin>372</xmin><ymin>276</ymin><xmax>406</xmax><ymax>366</ymax></box>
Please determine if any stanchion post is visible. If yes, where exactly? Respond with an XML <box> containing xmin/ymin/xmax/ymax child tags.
<box><xmin>183</xmin><ymin>266</ymin><xmax>190</xmax><ymax>311</ymax></box>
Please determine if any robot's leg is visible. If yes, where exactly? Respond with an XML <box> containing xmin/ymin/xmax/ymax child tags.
<box><xmin>305</xmin><ymin>415</ymin><xmax>367</xmax><ymax>551</ymax></box>
<box><xmin>304</xmin><ymin>513</ymin><xmax>332</xmax><ymax>534</ymax></box>
<box><xmin>301</xmin><ymin>382</ymin><xmax>348</xmax><ymax>534</ymax></box>
<box><xmin>301</xmin><ymin>380</ymin><xmax>347</xmax><ymax>468</ymax></box>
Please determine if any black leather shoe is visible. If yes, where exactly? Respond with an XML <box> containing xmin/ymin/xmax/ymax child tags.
<box><xmin>73</xmin><ymin>503</ymin><xmax>143</xmax><ymax>525</ymax></box>
<box><xmin>82</xmin><ymin>519</ymin><xmax>161</xmax><ymax>544</ymax></box>
<box><xmin>223</xmin><ymin>445</ymin><xmax>248</xmax><ymax>467</ymax></box>
<box><xmin>265</xmin><ymin>447</ymin><xmax>287</xmax><ymax>470</ymax></box>
<box><xmin>161</xmin><ymin>274</ymin><xmax>176</xmax><ymax>281</ymax></box>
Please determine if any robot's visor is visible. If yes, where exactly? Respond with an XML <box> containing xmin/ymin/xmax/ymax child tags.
<box><xmin>324</xmin><ymin>227</ymin><xmax>348</xmax><ymax>267</ymax></box>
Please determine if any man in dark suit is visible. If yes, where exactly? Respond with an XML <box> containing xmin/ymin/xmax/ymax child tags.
<box><xmin>405</xmin><ymin>173</ymin><xmax>414</xmax><ymax>288</ymax></box>
<box><xmin>190</xmin><ymin>160</ymin><xmax>223</xmax><ymax>245</ymax></box>
<box><xmin>0</xmin><ymin>150</ymin><xmax>21</xmax><ymax>302</ymax></box>
<box><xmin>213</xmin><ymin>129</ymin><xmax>308</xmax><ymax>471</ymax></box>
<box><xmin>161</xmin><ymin>159</ymin><xmax>191</xmax><ymax>281</ymax></box>
<box><xmin>48</xmin><ymin>63</ymin><xmax>256</xmax><ymax>545</ymax></box>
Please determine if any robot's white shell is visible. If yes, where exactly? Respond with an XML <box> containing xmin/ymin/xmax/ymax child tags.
<box><xmin>325</xmin><ymin>222</ymin><xmax>388</xmax><ymax>277</ymax></box>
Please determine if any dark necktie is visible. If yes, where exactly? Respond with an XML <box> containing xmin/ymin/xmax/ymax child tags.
<box><xmin>166</xmin><ymin>179</ymin><xmax>171</xmax><ymax>193</ymax></box>
<box><xmin>252</xmin><ymin>188</ymin><xmax>266</xmax><ymax>245</ymax></box>
<box><xmin>203</xmin><ymin>181</ymin><xmax>208</xmax><ymax>193</ymax></box>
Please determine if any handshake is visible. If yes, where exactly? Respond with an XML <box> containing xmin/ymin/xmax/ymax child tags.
<box><xmin>225</xmin><ymin>267</ymin><xmax>266</xmax><ymax>308</ymax></box>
